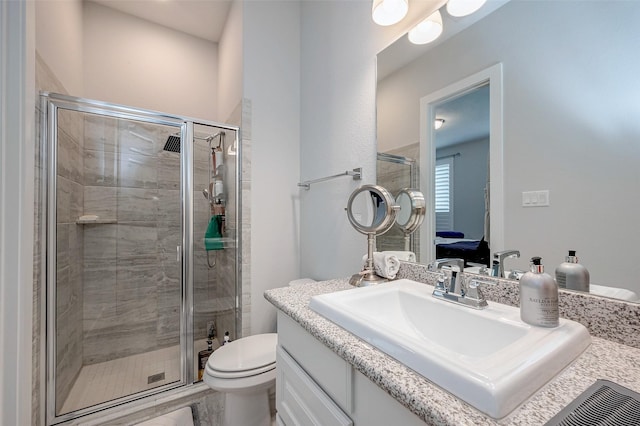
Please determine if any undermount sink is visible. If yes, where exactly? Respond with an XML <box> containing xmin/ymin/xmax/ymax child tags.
<box><xmin>309</xmin><ymin>278</ymin><xmax>591</xmax><ymax>419</ymax></box>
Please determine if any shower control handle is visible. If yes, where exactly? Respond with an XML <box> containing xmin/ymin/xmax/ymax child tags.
<box><xmin>176</xmin><ymin>245</ymin><xmax>181</xmax><ymax>262</ymax></box>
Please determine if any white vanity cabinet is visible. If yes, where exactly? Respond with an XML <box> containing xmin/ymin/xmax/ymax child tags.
<box><xmin>276</xmin><ymin>311</ymin><xmax>426</xmax><ymax>426</ymax></box>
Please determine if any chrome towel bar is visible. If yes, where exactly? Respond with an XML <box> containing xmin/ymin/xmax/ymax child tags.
<box><xmin>298</xmin><ymin>167</ymin><xmax>362</xmax><ymax>190</ymax></box>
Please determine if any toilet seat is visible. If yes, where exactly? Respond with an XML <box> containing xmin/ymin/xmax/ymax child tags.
<box><xmin>205</xmin><ymin>333</ymin><xmax>277</xmax><ymax>379</ymax></box>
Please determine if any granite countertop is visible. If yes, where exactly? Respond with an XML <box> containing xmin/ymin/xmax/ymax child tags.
<box><xmin>265</xmin><ymin>279</ymin><xmax>640</xmax><ymax>425</ymax></box>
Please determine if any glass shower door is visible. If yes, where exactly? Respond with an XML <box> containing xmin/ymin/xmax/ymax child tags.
<box><xmin>191</xmin><ymin>123</ymin><xmax>239</xmax><ymax>379</ymax></box>
<box><xmin>50</xmin><ymin>106</ymin><xmax>184</xmax><ymax>418</ymax></box>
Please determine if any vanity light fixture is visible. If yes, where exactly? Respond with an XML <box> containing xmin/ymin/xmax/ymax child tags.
<box><xmin>446</xmin><ymin>0</ymin><xmax>487</xmax><ymax>17</ymax></box>
<box><xmin>372</xmin><ymin>0</ymin><xmax>409</xmax><ymax>26</ymax></box>
<box><xmin>434</xmin><ymin>118</ymin><xmax>445</xmax><ymax>129</ymax></box>
<box><xmin>408</xmin><ymin>10</ymin><xmax>443</xmax><ymax>45</ymax></box>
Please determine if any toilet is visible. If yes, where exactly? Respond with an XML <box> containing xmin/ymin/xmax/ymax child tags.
<box><xmin>203</xmin><ymin>333</ymin><xmax>277</xmax><ymax>426</ymax></box>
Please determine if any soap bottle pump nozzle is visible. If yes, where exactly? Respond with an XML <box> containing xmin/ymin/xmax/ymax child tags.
<box><xmin>566</xmin><ymin>250</ymin><xmax>578</xmax><ymax>263</ymax></box>
<box><xmin>530</xmin><ymin>256</ymin><xmax>544</xmax><ymax>273</ymax></box>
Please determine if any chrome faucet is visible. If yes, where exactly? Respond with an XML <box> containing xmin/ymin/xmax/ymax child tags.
<box><xmin>428</xmin><ymin>258</ymin><xmax>465</xmax><ymax>293</ymax></box>
<box><xmin>428</xmin><ymin>258</ymin><xmax>464</xmax><ymax>273</ymax></box>
<box><xmin>491</xmin><ymin>250</ymin><xmax>520</xmax><ymax>278</ymax></box>
<box><xmin>429</xmin><ymin>258</ymin><xmax>490</xmax><ymax>309</ymax></box>
<box><xmin>430</xmin><ymin>263</ymin><xmax>492</xmax><ymax>310</ymax></box>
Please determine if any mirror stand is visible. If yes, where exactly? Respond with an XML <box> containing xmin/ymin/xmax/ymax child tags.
<box><xmin>349</xmin><ymin>233</ymin><xmax>390</xmax><ymax>287</ymax></box>
<box><xmin>346</xmin><ymin>185</ymin><xmax>398</xmax><ymax>287</ymax></box>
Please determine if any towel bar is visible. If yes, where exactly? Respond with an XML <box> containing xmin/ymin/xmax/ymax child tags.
<box><xmin>298</xmin><ymin>168</ymin><xmax>362</xmax><ymax>190</ymax></box>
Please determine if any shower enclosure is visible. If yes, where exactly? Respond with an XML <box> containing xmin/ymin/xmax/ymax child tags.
<box><xmin>41</xmin><ymin>93</ymin><xmax>240</xmax><ymax>424</ymax></box>
<box><xmin>376</xmin><ymin>152</ymin><xmax>420</xmax><ymax>258</ymax></box>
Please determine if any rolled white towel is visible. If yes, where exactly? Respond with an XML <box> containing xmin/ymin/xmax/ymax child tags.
<box><xmin>381</xmin><ymin>251</ymin><xmax>416</xmax><ymax>263</ymax></box>
<box><xmin>362</xmin><ymin>252</ymin><xmax>400</xmax><ymax>279</ymax></box>
<box><xmin>289</xmin><ymin>278</ymin><xmax>317</xmax><ymax>287</ymax></box>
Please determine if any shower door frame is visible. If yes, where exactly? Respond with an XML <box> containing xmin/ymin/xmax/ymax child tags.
<box><xmin>41</xmin><ymin>92</ymin><xmax>242</xmax><ymax>425</ymax></box>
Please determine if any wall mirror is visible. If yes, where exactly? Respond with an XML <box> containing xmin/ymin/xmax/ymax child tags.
<box><xmin>376</xmin><ymin>0</ymin><xmax>640</xmax><ymax>302</ymax></box>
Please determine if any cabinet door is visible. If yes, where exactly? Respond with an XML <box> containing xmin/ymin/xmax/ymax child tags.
<box><xmin>277</xmin><ymin>347</ymin><xmax>353</xmax><ymax>426</ymax></box>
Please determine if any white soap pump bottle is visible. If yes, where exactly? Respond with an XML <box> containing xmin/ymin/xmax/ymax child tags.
<box><xmin>555</xmin><ymin>250</ymin><xmax>590</xmax><ymax>292</ymax></box>
<box><xmin>520</xmin><ymin>257</ymin><xmax>559</xmax><ymax>328</ymax></box>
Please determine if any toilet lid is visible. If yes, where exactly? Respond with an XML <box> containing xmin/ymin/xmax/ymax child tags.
<box><xmin>207</xmin><ymin>333</ymin><xmax>277</xmax><ymax>374</ymax></box>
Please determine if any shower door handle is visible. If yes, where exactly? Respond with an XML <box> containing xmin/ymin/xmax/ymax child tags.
<box><xmin>176</xmin><ymin>245</ymin><xmax>181</xmax><ymax>262</ymax></box>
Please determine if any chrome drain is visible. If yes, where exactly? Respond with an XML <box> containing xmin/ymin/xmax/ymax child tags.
<box><xmin>545</xmin><ymin>380</ymin><xmax>640</xmax><ymax>425</ymax></box>
<box><xmin>147</xmin><ymin>372</ymin><xmax>165</xmax><ymax>384</ymax></box>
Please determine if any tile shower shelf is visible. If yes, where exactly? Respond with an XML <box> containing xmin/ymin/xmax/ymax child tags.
<box><xmin>75</xmin><ymin>218</ymin><xmax>117</xmax><ymax>224</ymax></box>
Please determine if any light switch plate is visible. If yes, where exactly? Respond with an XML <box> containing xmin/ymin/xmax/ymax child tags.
<box><xmin>522</xmin><ymin>190</ymin><xmax>550</xmax><ymax>207</ymax></box>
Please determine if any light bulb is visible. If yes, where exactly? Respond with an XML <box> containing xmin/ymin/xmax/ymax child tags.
<box><xmin>372</xmin><ymin>0</ymin><xmax>408</xmax><ymax>26</ymax></box>
<box><xmin>434</xmin><ymin>118</ymin><xmax>445</xmax><ymax>130</ymax></box>
<box><xmin>408</xmin><ymin>10</ymin><xmax>443</xmax><ymax>45</ymax></box>
<box><xmin>446</xmin><ymin>0</ymin><xmax>487</xmax><ymax>17</ymax></box>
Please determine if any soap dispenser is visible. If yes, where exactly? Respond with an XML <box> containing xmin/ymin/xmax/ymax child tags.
<box><xmin>555</xmin><ymin>250</ymin><xmax>590</xmax><ymax>292</ymax></box>
<box><xmin>520</xmin><ymin>257</ymin><xmax>559</xmax><ymax>328</ymax></box>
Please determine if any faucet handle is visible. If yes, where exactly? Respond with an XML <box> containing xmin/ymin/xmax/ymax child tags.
<box><xmin>435</xmin><ymin>273</ymin><xmax>447</xmax><ymax>291</ymax></box>
<box><xmin>464</xmin><ymin>277</ymin><xmax>492</xmax><ymax>308</ymax></box>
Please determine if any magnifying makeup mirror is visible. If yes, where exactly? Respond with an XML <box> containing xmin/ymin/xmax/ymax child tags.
<box><xmin>346</xmin><ymin>185</ymin><xmax>398</xmax><ymax>286</ymax></box>
<box><xmin>395</xmin><ymin>188</ymin><xmax>426</xmax><ymax>251</ymax></box>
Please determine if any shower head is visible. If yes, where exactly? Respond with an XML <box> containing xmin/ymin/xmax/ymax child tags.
<box><xmin>162</xmin><ymin>131</ymin><xmax>225</xmax><ymax>153</ymax></box>
<box><xmin>163</xmin><ymin>135</ymin><xmax>181</xmax><ymax>153</ymax></box>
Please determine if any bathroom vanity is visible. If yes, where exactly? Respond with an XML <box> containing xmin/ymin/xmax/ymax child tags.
<box><xmin>265</xmin><ymin>272</ymin><xmax>640</xmax><ymax>425</ymax></box>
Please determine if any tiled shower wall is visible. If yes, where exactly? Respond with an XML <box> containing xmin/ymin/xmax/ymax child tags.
<box><xmin>80</xmin><ymin>117</ymin><xmax>238</xmax><ymax>363</ymax></box>
<box><xmin>80</xmin><ymin>116</ymin><xmax>184</xmax><ymax>364</ymax></box>
<box><xmin>55</xmin><ymin>108</ymin><xmax>85</xmax><ymax>413</ymax></box>
<box><xmin>192</xmin><ymin>128</ymin><xmax>237</xmax><ymax>342</ymax></box>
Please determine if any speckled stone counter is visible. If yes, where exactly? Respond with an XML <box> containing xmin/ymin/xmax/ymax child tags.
<box><xmin>265</xmin><ymin>277</ymin><xmax>640</xmax><ymax>425</ymax></box>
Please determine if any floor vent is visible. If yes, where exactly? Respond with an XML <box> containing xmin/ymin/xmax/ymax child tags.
<box><xmin>545</xmin><ymin>379</ymin><xmax>640</xmax><ymax>425</ymax></box>
<box><xmin>147</xmin><ymin>372</ymin><xmax>165</xmax><ymax>384</ymax></box>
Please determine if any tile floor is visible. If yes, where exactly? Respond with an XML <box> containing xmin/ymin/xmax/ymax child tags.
<box><xmin>60</xmin><ymin>340</ymin><xmax>211</xmax><ymax>414</ymax></box>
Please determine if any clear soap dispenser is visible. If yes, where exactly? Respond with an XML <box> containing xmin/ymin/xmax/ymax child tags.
<box><xmin>520</xmin><ymin>257</ymin><xmax>559</xmax><ymax>328</ymax></box>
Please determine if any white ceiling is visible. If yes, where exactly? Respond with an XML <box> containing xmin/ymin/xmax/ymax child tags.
<box><xmin>435</xmin><ymin>84</ymin><xmax>489</xmax><ymax>149</ymax></box>
<box><xmin>90</xmin><ymin>0</ymin><xmax>232</xmax><ymax>42</ymax></box>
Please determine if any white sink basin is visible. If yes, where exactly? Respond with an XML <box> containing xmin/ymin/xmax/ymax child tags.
<box><xmin>309</xmin><ymin>279</ymin><xmax>591</xmax><ymax>418</ymax></box>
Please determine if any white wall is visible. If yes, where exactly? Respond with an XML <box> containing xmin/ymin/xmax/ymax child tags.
<box><xmin>0</xmin><ymin>1</ymin><xmax>35</xmax><ymax>425</ymax></box>
<box><xmin>377</xmin><ymin>1</ymin><xmax>640</xmax><ymax>292</ymax></box>
<box><xmin>437</xmin><ymin>138</ymin><xmax>489</xmax><ymax>239</ymax></box>
<box><xmin>83</xmin><ymin>1</ymin><xmax>218</xmax><ymax>120</ymax></box>
<box><xmin>35</xmin><ymin>0</ymin><xmax>83</xmax><ymax>96</ymax></box>
<box><xmin>218</xmin><ymin>0</ymin><xmax>243</xmax><ymax>122</ymax></box>
<box><xmin>244</xmin><ymin>0</ymin><xmax>301</xmax><ymax>334</ymax></box>
<box><xmin>298</xmin><ymin>1</ymin><xmax>444</xmax><ymax>279</ymax></box>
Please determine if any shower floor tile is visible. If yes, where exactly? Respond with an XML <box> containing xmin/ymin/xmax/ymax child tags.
<box><xmin>60</xmin><ymin>342</ymin><xmax>204</xmax><ymax>414</ymax></box>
